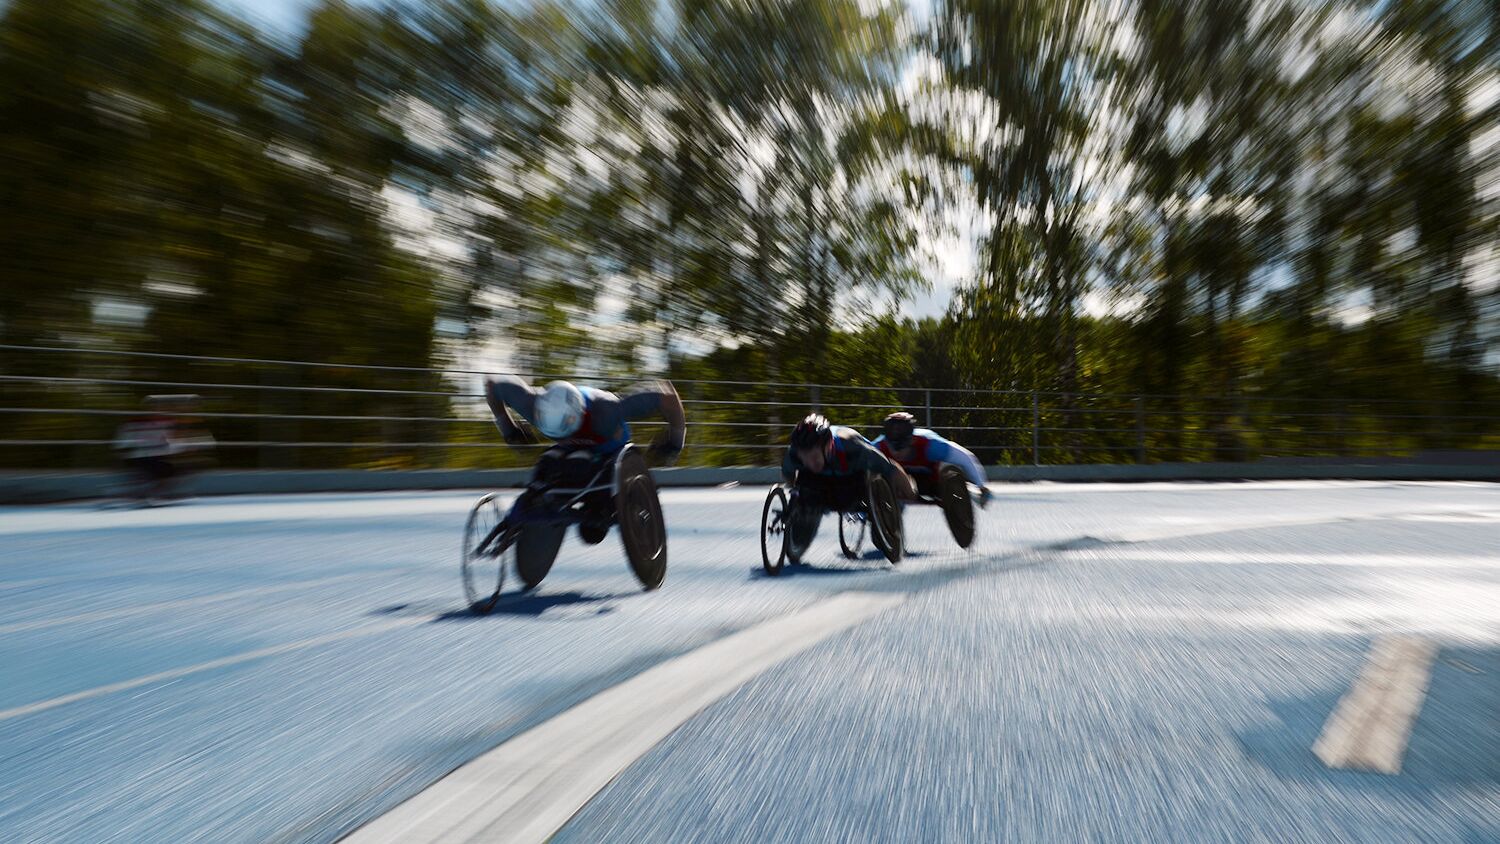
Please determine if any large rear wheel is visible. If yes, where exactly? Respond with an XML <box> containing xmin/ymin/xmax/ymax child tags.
<box><xmin>461</xmin><ymin>493</ymin><xmax>509</xmax><ymax>614</ymax></box>
<box><xmin>865</xmin><ymin>474</ymin><xmax>903</xmax><ymax>564</ymax></box>
<box><xmin>617</xmin><ymin>449</ymin><xmax>667</xmax><ymax>590</ymax></box>
<box><xmin>939</xmin><ymin>464</ymin><xmax>976</xmax><ymax>549</ymax></box>
<box><xmin>760</xmin><ymin>486</ymin><xmax>789</xmax><ymax>576</ymax></box>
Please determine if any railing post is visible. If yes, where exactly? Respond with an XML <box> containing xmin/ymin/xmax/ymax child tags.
<box><xmin>1031</xmin><ymin>391</ymin><xmax>1041</xmax><ymax>466</ymax></box>
<box><xmin>810</xmin><ymin>385</ymin><xmax>820</xmax><ymax>413</ymax></box>
<box><xmin>1135</xmin><ymin>396</ymin><xmax>1146</xmax><ymax>464</ymax></box>
<box><xmin>259</xmin><ymin>370</ymin><xmax>270</xmax><ymax>469</ymax></box>
<box><xmin>924</xmin><ymin>388</ymin><xmax>932</xmax><ymax>428</ymax></box>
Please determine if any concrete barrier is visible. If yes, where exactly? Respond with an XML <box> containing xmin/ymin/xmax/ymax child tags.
<box><xmin>987</xmin><ymin>461</ymin><xmax>1500</xmax><ymax>483</ymax></box>
<box><xmin>0</xmin><ymin>466</ymin><xmax>784</xmax><ymax>504</ymax></box>
<box><xmin>2</xmin><ymin>460</ymin><xmax>1496</xmax><ymax>504</ymax></box>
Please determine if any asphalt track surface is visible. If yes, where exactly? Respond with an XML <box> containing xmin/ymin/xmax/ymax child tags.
<box><xmin>1</xmin><ymin>481</ymin><xmax>1496</xmax><ymax>842</ymax></box>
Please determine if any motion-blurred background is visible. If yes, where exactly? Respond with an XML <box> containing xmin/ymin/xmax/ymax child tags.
<box><xmin>1</xmin><ymin>0</ymin><xmax>1496</xmax><ymax>471</ymax></box>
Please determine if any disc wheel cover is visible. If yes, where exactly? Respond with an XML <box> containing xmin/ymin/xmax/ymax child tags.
<box><xmin>939</xmin><ymin>465</ymin><xmax>975</xmax><ymax>549</ymax></box>
<box><xmin>618</xmin><ymin>472</ymin><xmax>667</xmax><ymax>590</ymax></box>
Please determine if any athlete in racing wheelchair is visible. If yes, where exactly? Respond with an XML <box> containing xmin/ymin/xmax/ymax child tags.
<box><xmin>872</xmin><ymin>411</ymin><xmax>991</xmax><ymax>549</ymax></box>
<box><xmin>759</xmin><ymin>414</ymin><xmax>915</xmax><ymax>576</ymax></box>
<box><xmin>459</xmin><ymin>376</ymin><xmax>686</xmax><ymax>613</ymax></box>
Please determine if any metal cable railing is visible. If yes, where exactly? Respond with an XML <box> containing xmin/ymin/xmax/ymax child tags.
<box><xmin>4</xmin><ymin>344</ymin><xmax>1497</xmax><ymax>470</ymax></box>
<box><xmin>8</xmin><ymin>343</ymin><xmax>1500</xmax><ymax>406</ymax></box>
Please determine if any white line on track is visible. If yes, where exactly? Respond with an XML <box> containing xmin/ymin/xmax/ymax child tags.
<box><xmin>0</xmin><ymin>616</ymin><xmax>427</xmax><ymax>723</ymax></box>
<box><xmin>0</xmin><ymin>573</ymin><xmax>371</xmax><ymax>634</ymax></box>
<box><xmin>1314</xmin><ymin>636</ymin><xmax>1437</xmax><ymax>774</ymax></box>
<box><xmin>344</xmin><ymin>591</ymin><xmax>906</xmax><ymax>844</ymax></box>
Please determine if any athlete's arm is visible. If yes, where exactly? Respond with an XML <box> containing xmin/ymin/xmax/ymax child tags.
<box><xmin>844</xmin><ymin>434</ymin><xmax>915</xmax><ymax>499</ymax></box>
<box><xmin>484</xmin><ymin>374</ymin><xmax>538</xmax><ymax>444</ymax></box>
<box><xmin>924</xmin><ymin>436</ymin><xmax>987</xmax><ymax>489</ymax></box>
<box><xmin>618</xmin><ymin>380</ymin><xmax>687</xmax><ymax>463</ymax></box>
<box><xmin>781</xmin><ymin>447</ymin><xmax>800</xmax><ymax>485</ymax></box>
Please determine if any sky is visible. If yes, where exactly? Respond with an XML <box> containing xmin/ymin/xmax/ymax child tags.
<box><xmin>214</xmin><ymin>0</ymin><xmax>317</xmax><ymax>32</ymax></box>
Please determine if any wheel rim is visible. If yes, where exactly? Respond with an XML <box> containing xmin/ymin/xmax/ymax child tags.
<box><xmin>462</xmin><ymin>494</ymin><xmax>507</xmax><ymax>613</ymax></box>
<box><xmin>761</xmin><ymin>488</ymin><xmax>788</xmax><ymax>573</ymax></box>
<box><xmin>839</xmin><ymin>512</ymin><xmax>865</xmax><ymax>559</ymax></box>
<box><xmin>867</xmin><ymin>477</ymin><xmax>902</xmax><ymax>563</ymax></box>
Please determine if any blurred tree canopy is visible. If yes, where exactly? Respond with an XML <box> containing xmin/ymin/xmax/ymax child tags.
<box><xmin>0</xmin><ymin>0</ymin><xmax>1496</xmax><ymax>468</ymax></box>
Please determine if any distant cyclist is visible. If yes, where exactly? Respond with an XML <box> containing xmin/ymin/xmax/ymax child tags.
<box><xmin>872</xmin><ymin>411</ymin><xmax>991</xmax><ymax>509</ymax></box>
<box><xmin>780</xmin><ymin>413</ymin><xmax>914</xmax><ymax>562</ymax></box>
<box><xmin>112</xmin><ymin>394</ymin><xmax>215</xmax><ymax>506</ymax></box>
<box><xmin>485</xmin><ymin>375</ymin><xmax>686</xmax><ymax>541</ymax></box>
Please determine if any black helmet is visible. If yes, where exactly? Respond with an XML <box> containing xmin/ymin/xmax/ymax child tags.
<box><xmin>790</xmin><ymin>413</ymin><xmax>832</xmax><ymax>449</ymax></box>
<box><xmin>883</xmin><ymin>411</ymin><xmax>916</xmax><ymax>448</ymax></box>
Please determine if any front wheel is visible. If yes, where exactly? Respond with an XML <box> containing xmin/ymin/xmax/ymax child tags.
<box><xmin>865</xmin><ymin>474</ymin><xmax>903</xmax><ymax>564</ymax></box>
<box><xmin>760</xmin><ymin>486</ymin><xmax>789</xmax><ymax>576</ymax></box>
<box><xmin>838</xmin><ymin>512</ymin><xmax>865</xmax><ymax>559</ymax></box>
<box><xmin>461</xmin><ymin>493</ymin><xmax>509</xmax><ymax>614</ymax></box>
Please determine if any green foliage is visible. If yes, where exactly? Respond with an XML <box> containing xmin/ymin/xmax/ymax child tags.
<box><xmin>1</xmin><ymin>0</ymin><xmax>1495</xmax><ymax>470</ymax></box>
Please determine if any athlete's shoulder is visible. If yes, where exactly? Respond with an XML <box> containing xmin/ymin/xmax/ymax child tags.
<box><xmin>832</xmin><ymin>425</ymin><xmax>869</xmax><ymax>443</ymax></box>
<box><xmin>913</xmin><ymin>427</ymin><xmax>945</xmax><ymax>442</ymax></box>
<box><xmin>579</xmin><ymin>386</ymin><xmax>619</xmax><ymax>403</ymax></box>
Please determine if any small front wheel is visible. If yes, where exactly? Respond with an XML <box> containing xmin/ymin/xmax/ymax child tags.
<box><xmin>461</xmin><ymin>493</ymin><xmax>510</xmax><ymax>614</ymax></box>
<box><xmin>761</xmin><ymin>486</ymin><xmax>789</xmax><ymax>576</ymax></box>
<box><xmin>838</xmin><ymin>512</ymin><xmax>865</xmax><ymax>559</ymax></box>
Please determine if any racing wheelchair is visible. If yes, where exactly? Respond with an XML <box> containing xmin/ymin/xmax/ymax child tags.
<box><xmin>759</xmin><ymin>471</ymin><xmax>903</xmax><ymax>576</ymax></box>
<box><xmin>461</xmin><ymin>443</ymin><xmax>666</xmax><ymax>613</ymax></box>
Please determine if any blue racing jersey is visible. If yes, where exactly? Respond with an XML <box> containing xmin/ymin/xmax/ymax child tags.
<box><xmin>489</xmin><ymin>376</ymin><xmax>672</xmax><ymax>454</ymax></box>
<box><xmin>872</xmin><ymin>427</ymin><xmax>986</xmax><ymax>488</ymax></box>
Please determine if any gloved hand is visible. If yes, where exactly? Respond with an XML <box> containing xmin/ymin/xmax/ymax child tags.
<box><xmin>977</xmin><ymin>486</ymin><xmax>992</xmax><ymax>510</ymax></box>
<box><xmin>649</xmin><ymin>434</ymin><xmax>683</xmax><ymax>466</ymax></box>
<box><xmin>504</xmin><ymin>425</ymin><xmax>535</xmax><ymax>446</ymax></box>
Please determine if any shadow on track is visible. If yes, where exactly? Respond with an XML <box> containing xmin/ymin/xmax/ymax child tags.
<box><xmin>746</xmin><ymin>562</ymin><xmax>899</xmax><ymax>581</ymax></box>
<box><xmin>374</xmin><ymin>591</ymin><xmax>624</xmax><ymax>622</ymax></box>
<box><xmin>432</xmin><ymin>590</ymin><xmax>621</xmax><ymax>621</ymax></box>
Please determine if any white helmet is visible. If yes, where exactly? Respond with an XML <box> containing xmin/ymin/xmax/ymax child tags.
<box><xmin>535</xmin><ymin>380</ymin><xmax>585</xmax><ymax>439</ymax></box>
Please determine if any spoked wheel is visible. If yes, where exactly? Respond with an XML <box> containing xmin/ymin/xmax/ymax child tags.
<box><xmin>760</xmin><ymin>486</ymin><xmax>790</xmax><ymax>576</ymax></box>
<box><xmin>838</xmin><ymin>511</ymin><xmax>866</xmax><ymax>559</ymax></box>
<box><xmin>865</xmin><ymin>474</ymin><xmax>903</xmax><ymax>564</ymax></box>
<box><xmin>939</xmin><ymin>464</ymin><xmax>976</xmax><ymax>549</ymax></box>
<box><xmin>616</xmin><ymin>449</ymin><xmax>667</xmax><ymax>590</ymax></box>
<box><xmin>461</xmin><ymin>493</ymin><xmax>510</xmax><ymax>614</ymax></box>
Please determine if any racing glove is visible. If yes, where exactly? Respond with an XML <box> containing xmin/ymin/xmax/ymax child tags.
<box><xmin>650</xmin><ymin>431</ymin><xmax>684</xmax><ymax>466</ymax></box>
